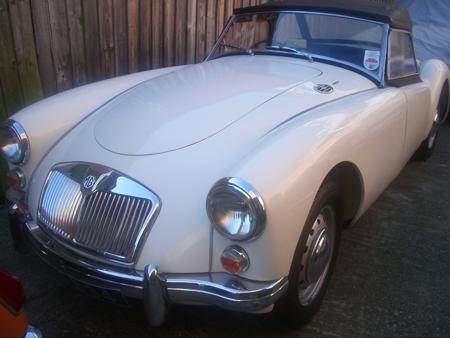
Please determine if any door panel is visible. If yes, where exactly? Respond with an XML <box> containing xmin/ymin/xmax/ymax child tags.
<box><xmin>401</xmin><ymin>83</ymin><xmax>431</xmax><ymax>160</ymax></box>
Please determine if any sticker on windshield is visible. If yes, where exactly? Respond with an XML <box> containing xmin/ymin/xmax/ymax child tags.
<box><xmin>364</xmin><ymin>50</ymin><xmax>380</xmax><ymax>71</ymax></box>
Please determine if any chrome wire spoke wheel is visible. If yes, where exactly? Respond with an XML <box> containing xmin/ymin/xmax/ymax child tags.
<box><xmin>297</xmin><ymin>205</ymin><xmax>336</xmax><ymax>306</ymax></box>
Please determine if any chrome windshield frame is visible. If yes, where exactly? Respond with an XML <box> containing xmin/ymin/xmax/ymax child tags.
<box><xmin>207</xmin><ymin>10</ymin><xmax>389</xmax><ymax>88</ymax></box>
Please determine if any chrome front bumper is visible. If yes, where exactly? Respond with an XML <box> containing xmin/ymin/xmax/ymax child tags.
<box><xmin>8</xmin><ymin>204</ymin><xmax>288</xmax><ymax>326</ymax></box>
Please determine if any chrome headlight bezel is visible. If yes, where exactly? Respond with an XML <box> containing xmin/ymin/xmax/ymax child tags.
<box><xmin>206</xmin><ymin>177</ymin><xmax>266</xmax><ymax>242</ymax></box>
<box><xmin>1</xmin><ymin>120</ymin><xmax>30</xmax><ymax>165</ymax></box>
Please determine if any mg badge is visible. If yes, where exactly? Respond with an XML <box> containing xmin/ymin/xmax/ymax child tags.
<box><xmin>314</xmin><ymin>84</ymin><xmax>334</xmax><ymax>94</ymax></box>
<box><xmin>83</xmin><ymin>175</ymin><xmax>97</xmax><ymax>190</ymax></box>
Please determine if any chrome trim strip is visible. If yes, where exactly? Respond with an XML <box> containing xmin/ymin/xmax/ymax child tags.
<box><xmin>262</xmin><ymin>88</ymin><xmax>378</xmax><ymax>138</ymax></box>
<box><xmin>205</xmin><ymin>16</ymin><xmax>234</xmax><ymax>62</ymax></box>
<box><xmin>380</xmin><ymin>23</ymin><xmax>389</xmax><ymax>88</ymax></box>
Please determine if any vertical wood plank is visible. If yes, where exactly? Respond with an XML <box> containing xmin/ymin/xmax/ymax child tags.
<box><xmin>66</xmin><ymin>0</ymin><xmax>87</xmax><ymax>86</ymax></box>
<box><xmin>0</xmin><ymin>0</ymin><xmax>24</xmax><ymax>114</ymax></box>
<box><xmin>164</xmin><ymin>0</ymin><xmax>175</xmax><ymax>67</ymax></box>
<box><xmin>48</xmin><ymin>0</ymin><xmax>73</xmax><ymax>91</ymax></box>
<box><xmin>205</xmin><ymin>0</ymin><xmax>216</xmax><ymax>53</ymax></box>
<box><xmin>83</xmin><ymin>0</ymin><xmax>101</xmax><ymax>82</ymax></box>
<box><xmin>175</xmin><ymin>0</ymin><xmax>187</xmax><ymax>65</ymax></box>
<box><xmin>8</xmin><ymin>0</ymin><xmax>43</xmax><ymax>103</ymax></box>
<box><xmin>186</xmin><ymin>0</ymin><xmax>197</xmax><ymax>64</ymax></box>
<box><xmin>127</xmin><ymin>0</ymin><xmax>139</xmax><ymax>72</ymax></box>
<box><xmin>30</xmin><ymin>0</ymin><xmax>57</xmax><ymax>96</ymax></box>
<box><xmin>113</xmin><ymin>0</ymin><xmax>128</xmax><ymax>75</ymax></box>
<box><xmin>139</xmin><ymin>0</ymin><xmax>152</xmax><ymax>70</ymax></box>
<box><xmin>151</xmin><ymin>0</ymin><xmax>163</xmax><ymax>68</ymax></box>
<box><xmin>98</xmin><ymin>0</ymin><xmax>115</xmax><ymax>78</ymax></box>
<box><xmin>195</xmin><ymin>0</ymin><xmax>207</xmax><ymax>62</ymax></box>
<box><xmin>215</xmin><ymin>0</ymin><xmax>225</xmax><ymax>38</ymax></box>
<box><xmin>224</xmin><ymin>0</ymin><xmax>234</xmax><ymax>24</ymax></box>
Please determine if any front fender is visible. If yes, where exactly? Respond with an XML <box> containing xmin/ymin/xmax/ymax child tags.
<box><xmin>211</xmin><ymin>88</ymin><xmax>407</xmax><ymax>281</ymax></box>
<box><xmin>10</xmin><ymin>66</ymin><xmax>188</xmax><ymax>179</ymax></box>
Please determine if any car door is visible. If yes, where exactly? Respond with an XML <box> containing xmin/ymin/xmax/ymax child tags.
<box><xmin>387</xmin><ymin>29</ymin><xmax>431</xmax><ymax>162</ymax></box>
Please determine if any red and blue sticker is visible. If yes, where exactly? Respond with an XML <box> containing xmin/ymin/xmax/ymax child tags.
<box><xmin>364</xmin><ymin>50</ymin><xmax>380</xmax><ymax>71</ymax></box>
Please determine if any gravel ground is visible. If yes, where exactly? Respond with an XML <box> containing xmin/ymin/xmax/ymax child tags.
<box><xmin>1</xmin><ymin>124</ymin><xmax>449</xmax><ymax>338</ymax></box>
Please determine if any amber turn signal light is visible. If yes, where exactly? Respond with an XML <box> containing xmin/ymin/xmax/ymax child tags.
<box><xmin>221</xmin><ymin>246</ymin><xmax>250</xmax><ymax>274</ymax></box>
<box><xmin>7</xmin><ymin>168</ymin><xmax>26</xmax><ymax>190</ymax></box>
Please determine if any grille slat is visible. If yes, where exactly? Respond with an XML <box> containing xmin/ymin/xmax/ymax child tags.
<box><xmin>122</xmin><ymin>199</ymin><xmax>139</xmax><ymax>254</ymax></box>
<box><xmin>119</xmin><ymin>198</ymin><xmax>137</xmax><ymax>256</ymax></box>
<box><xmin>112</xmin><ymin>197</ymin><xmax>132</xmax><ymax>254</ymax></box>
<box><xmin>37</xmin><ymin>164</ymin><xmax>159</xmax><ymax>264</ymax></box>
<box><xmin>96</xmin><ymin>194</ymin><xmax>117</xmax><ymax>250</ymax></box>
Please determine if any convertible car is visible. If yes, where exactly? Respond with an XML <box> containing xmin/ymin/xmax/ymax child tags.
<box><xmin>3</xmin><ymin>0</ymin><xmax>449</xmax><ymax>328</ymax></box>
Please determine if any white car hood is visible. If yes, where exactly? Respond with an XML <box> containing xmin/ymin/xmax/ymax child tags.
<box><xmin>94</xmin><ymin>57</ymin><xmax>322</xmax><ymax>155</ymax></box>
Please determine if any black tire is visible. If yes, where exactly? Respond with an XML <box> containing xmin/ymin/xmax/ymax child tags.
<box><xmin>415</xmin><ymin>82</ymin><xmax>449</xmax><ymax>161</ymax></box>
<box><xmin>273</xmin><ymin>181</ymin><xmax>341</xmax><ymax>328</ymax></box>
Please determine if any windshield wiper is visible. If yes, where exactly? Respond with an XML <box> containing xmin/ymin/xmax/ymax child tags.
<box><xmin>265</xmin><ymin>45</ymin><xmax>314</xmax><ymax>62</ymax></box>
<box><xmin>221</xmin><ymin>43</ymin><xmax>254</xmax><ymax>56</ymax></box>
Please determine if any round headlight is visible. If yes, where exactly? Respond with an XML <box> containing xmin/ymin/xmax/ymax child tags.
<box><xmin>1</xmin><ymin>120</ymin><xmax>30</xmax><ymax>165</ymax></box>
<box><xmin>207</xmin><ymin>178</ymin><xmax>266</xmax><ymax>241</ymax></box>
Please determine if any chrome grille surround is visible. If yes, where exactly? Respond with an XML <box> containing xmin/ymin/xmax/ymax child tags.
<box><xmin>37</xmin><ymin>163</ymin><xmax>161</xmax><ymax>266</ymax></box>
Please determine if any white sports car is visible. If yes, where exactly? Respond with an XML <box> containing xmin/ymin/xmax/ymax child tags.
<box><xmin>3</xmin><ymin>0</ymin><xmax>449</xmax><ymax>327</ymax></box>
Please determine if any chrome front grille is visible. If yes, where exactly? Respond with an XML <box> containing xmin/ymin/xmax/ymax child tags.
<box><xmin>37</xmin><ymin>163</ymin><xmax>160</xmax><ymax>265</ymax></box>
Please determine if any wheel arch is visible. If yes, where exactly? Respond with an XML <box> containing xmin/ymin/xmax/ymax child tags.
<box><xmin>321</xmin><ymin>161</ymin><xmax>365</xmax><ymax>226</ymax></box>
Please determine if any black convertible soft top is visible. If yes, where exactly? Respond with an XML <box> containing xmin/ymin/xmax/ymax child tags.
<box><xmin>234</xmin><ymin>0</ymin><xmax>412</xmax><ymax>31</ymax></box>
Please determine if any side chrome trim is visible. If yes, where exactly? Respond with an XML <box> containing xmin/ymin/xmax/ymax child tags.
<box><xmin>262</xmin><ymin>88</ymin><xmax>378</xmax><ymax>137</ymax></box>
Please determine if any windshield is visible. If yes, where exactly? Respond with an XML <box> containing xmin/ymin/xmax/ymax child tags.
<box><xmin>210</xmin><ymin>12</ymin><xmax>386</xmax><ymax>82</ymax></box>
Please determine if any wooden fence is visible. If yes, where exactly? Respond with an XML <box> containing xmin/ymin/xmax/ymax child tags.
<box><xmin>0</xmin><ymin>0</ymin><xmax>269</xmax><ymax>118</ymax></box>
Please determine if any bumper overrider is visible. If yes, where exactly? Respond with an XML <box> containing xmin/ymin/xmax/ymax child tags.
<box><xmin>8</xmin><ymin>203</ymin><xmax>288</xmax><ymax>326</ymax></box>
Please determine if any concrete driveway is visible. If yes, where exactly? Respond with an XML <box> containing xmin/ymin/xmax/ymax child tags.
<box><xmin>1</xmin><ymin>125</ymin><xmax>449</xmax><ymax>338</ymax></box>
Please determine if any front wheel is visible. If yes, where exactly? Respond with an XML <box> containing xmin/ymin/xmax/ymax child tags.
<box><xmin>273</xmin><ymin>181</ymin><xmax>341</xmax><ymax>327</ymax></box>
